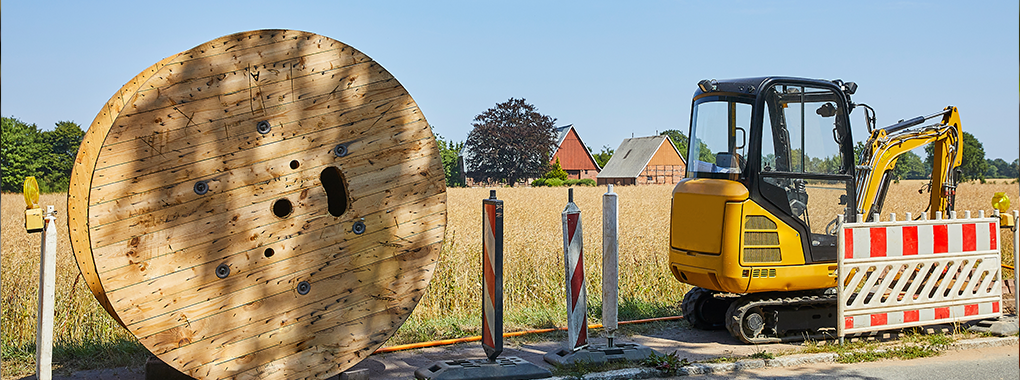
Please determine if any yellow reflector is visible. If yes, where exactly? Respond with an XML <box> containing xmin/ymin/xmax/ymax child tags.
<box><xmin>991</xmin><ymin>192</ymin><xmax>1010</xmax><ymax>213</ymax></box>
<box><xmin>23</xmin><ymin>177</ymin><xmax>40</xmax><ymax>209</ymax></box>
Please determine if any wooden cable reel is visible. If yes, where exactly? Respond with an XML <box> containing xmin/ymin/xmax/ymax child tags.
<box><xmin>67</xmin><ymin>30</ymin><xmax>447</xmax><ymax>379</ymax></box>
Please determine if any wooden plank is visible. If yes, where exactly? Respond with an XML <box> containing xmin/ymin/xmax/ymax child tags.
<box><xmin>88</xmin><ymin>93</ymin><xmax>422</xmax><ymax>206</ymax></box>
<box><xmin>67</xmin><ymin>54</ymin><xmax>180</xmax><ymax>326</ymax></box>
<box><xmin>87</xmin><ymin>124</ymin><xmax>434</xmax><ymax>245</ymax></box>
<box><xmin>88</xmin><ymin>138</ymin><xmax>439</xmax><ymax>265</ymax></box>
<box><xmin>69</xmin><ymin>29</ymin><xmax>445</xmax><ymax>380</ymax></box>
<box><xmin>105</xmin><ymin>201</ymin><xmax>446</xmax><ymax>327</ymax></box>
<box><xmin>94</xmin><ymin>175</ymin><xmax>443</xmax><ymax>297</ymax></box>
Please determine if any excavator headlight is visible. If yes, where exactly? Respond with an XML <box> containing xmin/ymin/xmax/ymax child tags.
<box><xmin>698</xmin><ymin>79</ymin><xmax>718</xmax><ymax>93</ymax></box>
<box><xmin>844</xmin><ymin>82</ymin><xmax>858</xmax><ymax>95</ymax></box>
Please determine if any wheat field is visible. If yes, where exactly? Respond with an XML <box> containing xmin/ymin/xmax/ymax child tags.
<box><xmin>2</xmin><ymin>180</ymin><xmax>1017</xmax><ymax>375</ymax></box>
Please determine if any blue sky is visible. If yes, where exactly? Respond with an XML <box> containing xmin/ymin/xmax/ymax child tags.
<box><xmin>2</xmin><ymin>1</ymin><xmax>1018</xmax><ymax>160</ymax></box>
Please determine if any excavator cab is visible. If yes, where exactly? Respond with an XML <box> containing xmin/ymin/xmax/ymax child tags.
<box><xmin>674</xmin><ymin>77</ymin><xmax>856</xmax><ymax>280</ymax></box>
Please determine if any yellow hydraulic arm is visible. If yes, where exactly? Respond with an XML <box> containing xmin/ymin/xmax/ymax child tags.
<box><xmin>854</xmin><ymin>106</ymin><xmax>962</xmax><ymax>220</ymax></box>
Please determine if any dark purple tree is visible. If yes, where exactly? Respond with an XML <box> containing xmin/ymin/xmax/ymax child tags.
<box><xmin>465</xmin><ymin>98</ymin><xmax>557</xmax><ymax>186</ymax></box>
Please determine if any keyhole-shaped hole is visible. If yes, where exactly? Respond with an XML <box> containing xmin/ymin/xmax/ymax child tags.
<box><xmin>320</xmin><ymin>166</ymin><xmax>349</xmax><ymax>217</ymax></box>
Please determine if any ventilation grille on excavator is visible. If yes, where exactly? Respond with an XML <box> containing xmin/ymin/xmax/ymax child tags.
<box><xmin>743</xmin><ymin>216</ymin><xmax>781</xmax><ymax>263</ymax></box>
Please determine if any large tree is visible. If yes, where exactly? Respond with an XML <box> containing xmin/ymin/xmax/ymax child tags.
<box><xmin>465</xmin><ymin>98</ymin><xmax>557</xmax><ymax>186</ymax></box>
<box><xmin>1</xmin><ymin>117</ymin><xmax>44</xmax><ymax>192</ymax></box>
<box><xmin>892</xmin><ymin>151</ymin><xmax>925</xmax><ymax>180</ymax></box>
<box><xmin>589</xmin><ymin>145</ymin><xmax>614</xmax><ymax>168</ymax></box>
<box><xmin>1</xmin><ymin>117</ymin><xmax>84</xmax><ymax>192</ymax></box>
<box><xmin>924</xmin><ymin>131</ymin><xmax>987</xmax><ymax>182</ymax></box>
<box><xmin>660</xmin><ymin>129</ymin><xmax>689</xmax><ymax>160</ymax></box>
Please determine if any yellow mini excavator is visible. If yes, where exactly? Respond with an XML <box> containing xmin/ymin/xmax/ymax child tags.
<box><xmin>670</xmin><ymin>77</ymin><xmax>962</xmax><ymax>343</ymax></box>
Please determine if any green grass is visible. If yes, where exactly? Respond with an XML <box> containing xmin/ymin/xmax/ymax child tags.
<box><xmin>800</xmin><ymin>331</ymin><xmax>955</xmax><ymax>364</ymax></box>
<box><xmin>2</xmin><ymin>337</ymin><xmax>149</xmax><ymax>375</ymax></box>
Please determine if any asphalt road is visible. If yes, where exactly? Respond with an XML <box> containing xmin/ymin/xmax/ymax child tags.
<box><xmin>663</xmin><ymin>344</ymin><xmax>1019</xmax><ymax>380</ymax></box>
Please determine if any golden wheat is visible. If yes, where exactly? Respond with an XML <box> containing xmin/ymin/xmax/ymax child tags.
<box><xmin>2</xmin><ymin>180</ymin><xmax>1017</xmax><ymax>375</ymax></box>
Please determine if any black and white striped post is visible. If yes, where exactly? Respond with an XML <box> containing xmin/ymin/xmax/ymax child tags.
<box><xmin>481</xmin><ymin>190</ymin><xmax>503</xmax><ymax>360</ymax></box>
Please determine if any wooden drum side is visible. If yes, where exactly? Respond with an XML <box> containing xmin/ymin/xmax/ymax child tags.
<box><xmin>68</xmin><ymin>30</ymin><xmax>446</xmax><ymax>379</ymax></box>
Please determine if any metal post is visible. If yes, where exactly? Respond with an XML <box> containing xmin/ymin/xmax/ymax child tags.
<box><xmin>836</xmin><ymin>214</ymin><xmax>845</xmax><ymax>345</ymax></box>
<box><xmin>36</xmin><ymin>206</ymin><xmax>56</xmax><ymax>380</ymax></box>
<box><xmin>602</xmin><ymin>185</ymin><xmax>618</xmax><ymax>347</ymax></box>
<box><xmin>562</xmin><ymin>188</ymin><xmax>587</xmax><ymax>351</ymax></box>
<box><xmin>481</xmin><ymin>190</ymin><xmax>504</xmax><ymax>361</ymax></box>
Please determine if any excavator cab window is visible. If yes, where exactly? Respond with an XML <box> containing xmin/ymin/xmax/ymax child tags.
<box><xmin>687</xmin><ymin>96</ymin><xmax>752</xmax><ymax>180</ymax></box>
<box><xmin>757</xmin><ymin>84</ymin><xmax>853</xmax><ymax>263</ymax></box>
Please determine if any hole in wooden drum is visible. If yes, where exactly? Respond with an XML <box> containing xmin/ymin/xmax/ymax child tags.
<box><xmin>273</xmin><ymin>198</ymin><xmax>293</xmax><ymax>218</ymax></box>
<box><xmin>290</xmin><ymin>160</ymin><xmax>299</xmax><ymax>169</ymax></box>
<box><xmin>320</xmin><ymin>166</ymin><xmax>349</xmax><ymax>217</ymax></box>
<box><xmin>264</xmin><ymin>248</ymin><xmax>275</xmax><ymax>258</ymax></box>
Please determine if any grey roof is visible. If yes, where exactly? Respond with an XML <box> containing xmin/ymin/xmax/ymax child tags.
<box><xmin>596</xmin><ymin>135</ymin><xmax>682</xmax><ymax>178</ymax></box>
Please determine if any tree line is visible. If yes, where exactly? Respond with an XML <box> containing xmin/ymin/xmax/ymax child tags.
<box><xmin>1</xmin><ymin>117</ymin><xmax>84</xmax><ymax>193</ymax></box>
<box><xmin>3</xmin><ymin>108</ymin><xmax>1015</xmax><ymax>194</ymax></box>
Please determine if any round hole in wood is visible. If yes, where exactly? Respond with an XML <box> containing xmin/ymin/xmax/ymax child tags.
<box><xmin>264</xmin><ymin>248</ymin><xmax>275</xmax><ymax>258</ymax></box>
<box><xmin>290</xmin><ymin>160</ymin><xmax>299</xmax><ymax>170</ymax></box>
<box><xmin>272</xmin><ymin>198</ymin><xmax>292</xmax><ymax>218</ymax></box>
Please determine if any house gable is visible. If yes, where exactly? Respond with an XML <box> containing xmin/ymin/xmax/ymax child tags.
<box><xmin>550</xmin><ymin>125</ymin><xmax>601</xmax><ymax>180</ymax></box>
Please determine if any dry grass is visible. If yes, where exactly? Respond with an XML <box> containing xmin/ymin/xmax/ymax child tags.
<box><xmin>2</xmin><ymin>180</ymin><xmax>1017</xmax><ymax>375</ymax></box>
<box><xmin>1</xmin><ymin>194</ymin><xmax>147</xmax><ymax>377</ymax></box>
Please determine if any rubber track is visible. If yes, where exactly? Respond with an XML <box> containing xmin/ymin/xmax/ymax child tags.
<box><xmin>726</xmin><ymin>292</ymin><xmax>838</xmax><ymax>344</ymax></box>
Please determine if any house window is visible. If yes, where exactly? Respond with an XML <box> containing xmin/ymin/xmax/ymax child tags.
<box><xmin>647</xmin><ymin>176</ymin><xmax>653</xmax><ymax>181</ymax></box>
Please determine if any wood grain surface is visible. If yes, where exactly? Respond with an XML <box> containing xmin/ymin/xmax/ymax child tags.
<box><xmin>67</xmin><ymin>30</ymin><xmax>446</xmax><ymax>379</ymax></box>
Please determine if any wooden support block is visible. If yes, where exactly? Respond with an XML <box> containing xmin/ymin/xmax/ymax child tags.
<box><xmin>69</xmin><ymin>30</ymin><xmax>446</xmax><ymax>380</ymax></box>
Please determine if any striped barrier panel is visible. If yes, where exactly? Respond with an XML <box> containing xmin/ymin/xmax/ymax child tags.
<box><xmin>837</xmin><ymin>212</ymin><xmax>1003</xmax><ymax>338</ymax></box>
<box><xmin>562</xmin><ymin>189</ymin><xmax>588</xmax><ymax>351</ymax></box>
<box><xmin>482</xmin><ymin>190</ymin><xmax>504</xmax><ymax>360</ymax></box>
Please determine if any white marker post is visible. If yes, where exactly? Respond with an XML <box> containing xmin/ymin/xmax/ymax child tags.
<box><xmin>602</xmin><ymin>185</ymin><xmax>619</xmax><ymax>347</ymax></box>
<box><xmin>1014</xmin><ymin>210</ymin><xmax>1019</xmax><ymax>316</ymax></box>
<box><xmin>36</xmin><ymin>205</ymin><xmax>57</xmax><ymax>380</ymax></box>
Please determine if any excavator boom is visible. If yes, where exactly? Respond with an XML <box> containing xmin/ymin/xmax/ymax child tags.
<box><xmin>854</xmin><ymin>106</ymin><xmax>962</xmax><ymax>220</ymax></box>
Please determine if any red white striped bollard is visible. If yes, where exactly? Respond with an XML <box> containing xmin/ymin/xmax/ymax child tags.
<box><xmin>482</xmin><ymin>190</ymin><xmax>504</xmax><ymax>360</ymax></box>
<box><xmin>562</xmin><ymin>188</ymin><xmax>588</xmax><ymax>351</ymax></box>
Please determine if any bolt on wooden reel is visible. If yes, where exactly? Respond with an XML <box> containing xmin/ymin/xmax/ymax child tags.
<box><xmin>67</xmin><ymin>29</ymin><xmax>447</xmax><ymax>379</ymax></box>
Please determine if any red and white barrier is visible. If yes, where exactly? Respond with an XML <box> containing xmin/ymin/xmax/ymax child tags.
<box><xmin>562</xmin><ymin>188</ymin><xmax>588</xmax><ymax>351</ymax></box>
<box><xmin>837</xmin><ymin>212</ymin><xmax>1003</xmax><ymax>338</ymax></box>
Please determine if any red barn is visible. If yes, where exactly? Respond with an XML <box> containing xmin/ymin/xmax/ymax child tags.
<box><xmin>550</xmin><ymin>125</ymin><xmax>601</xmax><ymax>180</ymax></box>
